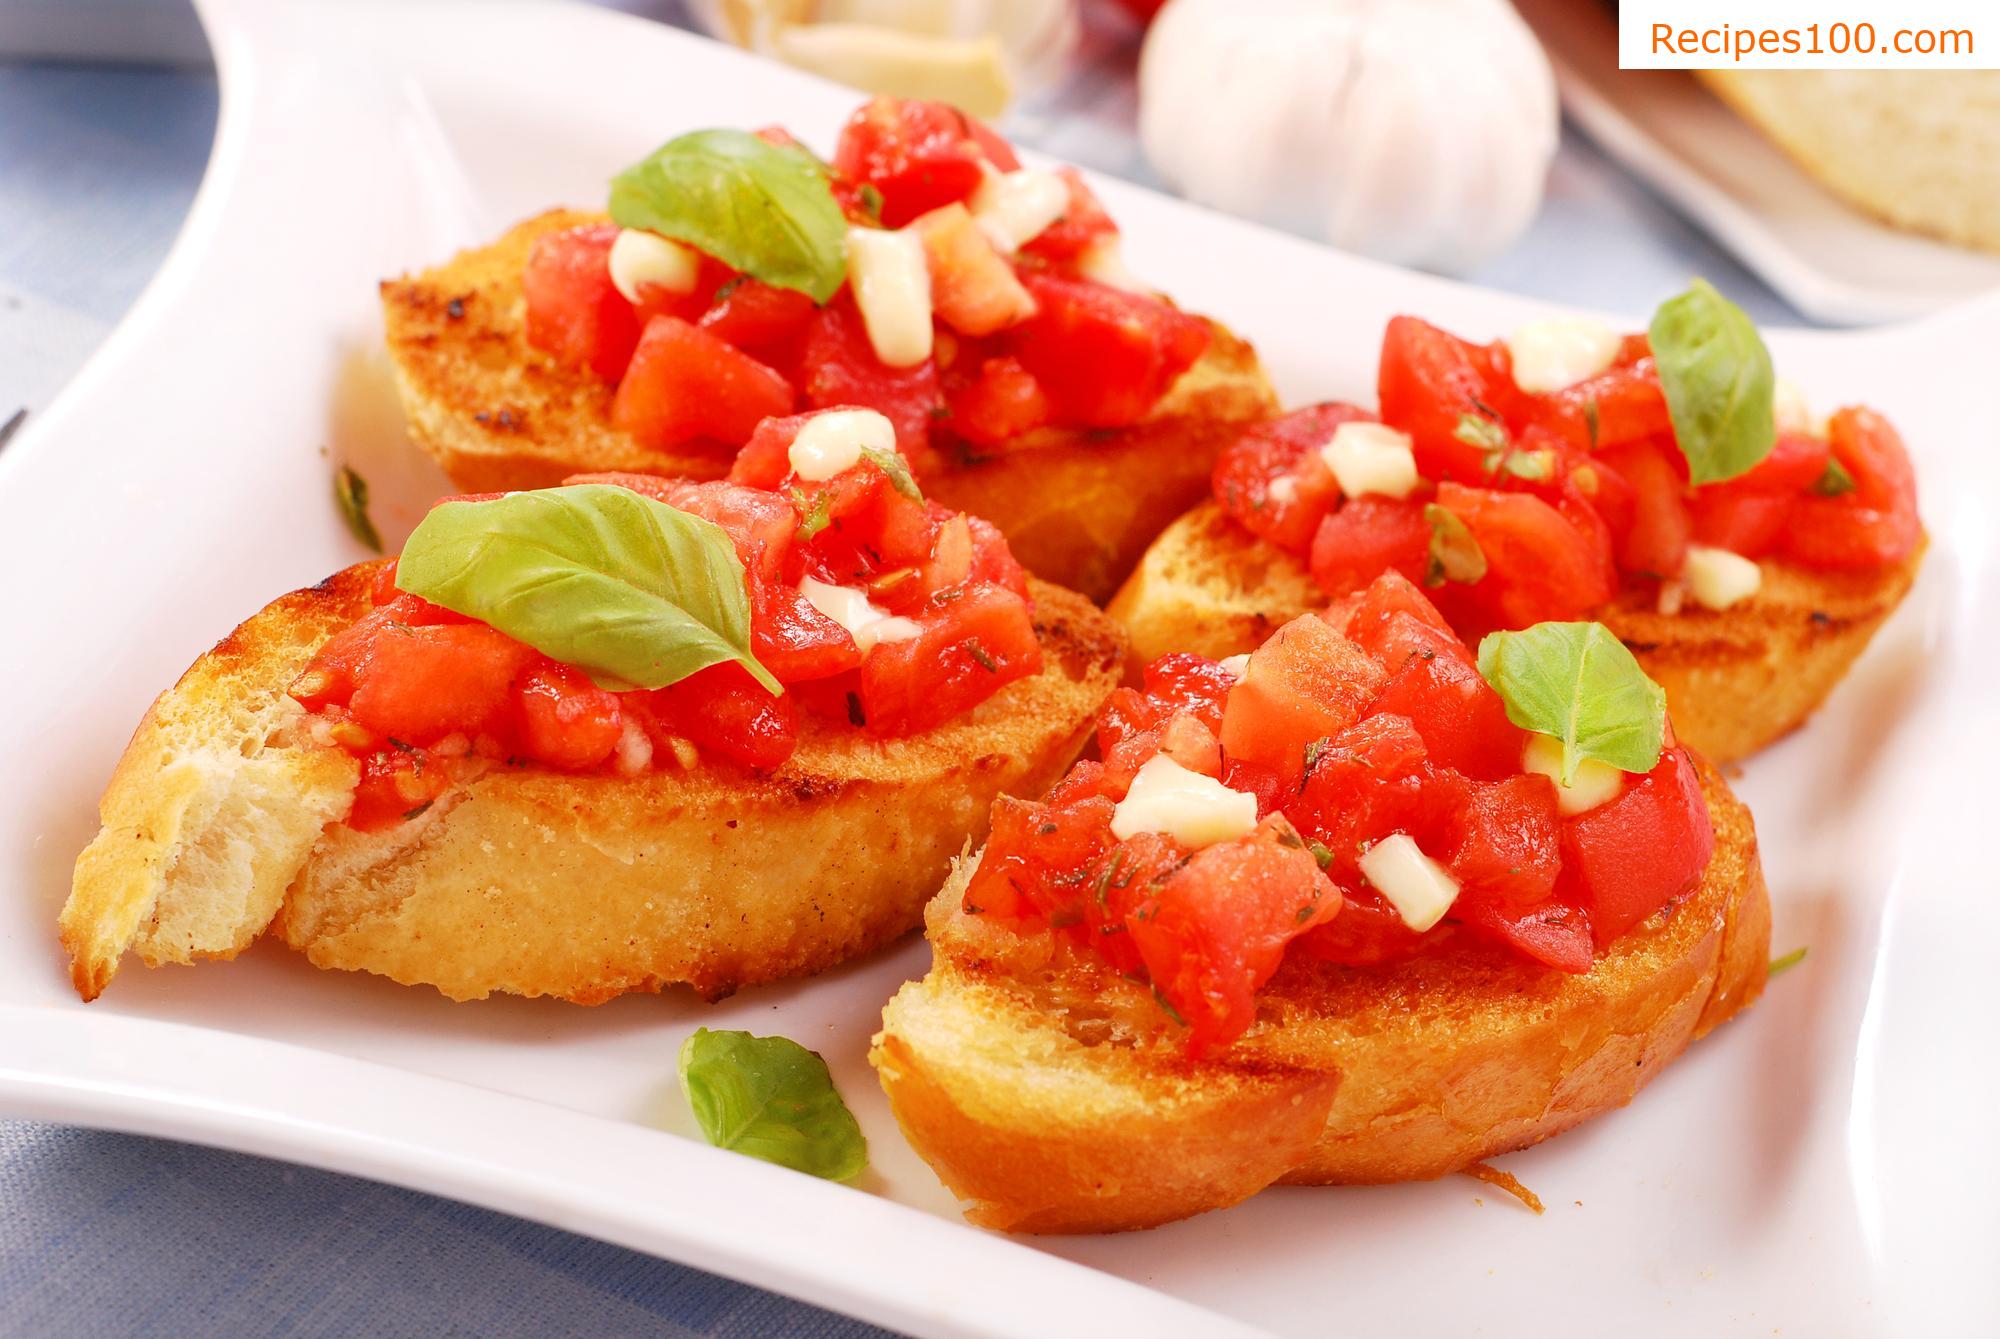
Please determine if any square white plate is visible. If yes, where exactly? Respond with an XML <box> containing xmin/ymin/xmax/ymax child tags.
<box><xmin>2</xmin><ymin>2</ymin><xmax>1995</xmax><ymax>1335</ymax></box>
<box><xmin>1514</xmin><ymin>0</ymin><xmax>2000</xmax><ymax>326</ymax></box>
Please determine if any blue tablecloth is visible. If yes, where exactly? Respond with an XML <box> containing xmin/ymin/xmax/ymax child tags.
<box><xmin>0</xmin><ymin>10</ymin><xmax>1798</xmax><ymax>1337</ymax></box>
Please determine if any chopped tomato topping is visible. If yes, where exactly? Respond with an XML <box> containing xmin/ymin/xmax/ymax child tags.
<box><xmin>800</xmin><ymin>299</ymin><xmax>941</xmax><ymax>459</ymax></box>
<box><xmin>1019</xmin><ymin>168</ymin><xmax>1118</xmax><ymax>263</ymax></box>
<box><xmin>832</xmin><ymin>96</ymin><xmax>1016</xmax><ymax>228</ymax></box>
<box><xmin>967</xmin><ymin>572</ymin><xmax>1711</xmax><ymax>1054</ymax></box>
<box><xmin>944</xmin><ymin>356</ymin><xmax>1052</xmax><ymax>449</ymax></box>
<box><xmin>1007</xmin><ymin>271</ymin><xmax>1208</xmax><ymax>429</ymax></box>
<box><xmin>612</xmin><ymin>316</ymin><xmax>795</xmax><ymax>453</ymax></box>
<box><xmin>523</xmin><ymin>224</ymin><xmax>642</xmax><ymax>381</ymax></box>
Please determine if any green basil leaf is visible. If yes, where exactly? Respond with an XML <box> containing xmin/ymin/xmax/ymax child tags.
<box><xmin>1649</xmin><ymin>278</ymin><xmax>1776</xmax><ymax>485</ymax></box>
<box><xmin>395</xmin><ymin>484</ymin><xmax>780</xmax><ymax>695</ymax></box>
<box><xmin>678</xmin><ymin>1029</ymin><xmax>867</xmax><ymax>1181</ymax></box>
<box><xmin>1813</xmin><ymin>456</ymin><xmax>1856</xmax><ymax>496</ymax></box>
<box><xmin>609</xmin><ymin>129</ymin><xmax>847</xmax><ymax>303</ymax></box>
<box><xmin>1424</xmin><ymin>504</ymin><xmax>1488</xmax><ymax>588</ymax></box>
<box><xmin>1476</xmin><ymin>622</ymin><xmax>1666</xmax><ymax>784</ymax></box>
<box><xmin>334</xmin><ymin>465</ymin><xmax>382</xmax><ymax>553</ymax></box>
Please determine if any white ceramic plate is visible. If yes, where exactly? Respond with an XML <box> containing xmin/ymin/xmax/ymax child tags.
<box><xmin>1515</xmin><ymin>0</ymin><xmax>2000</xmax><ymax>326</ymax></box>
<box><xmin>2</xmin><ymin>1</ymin><xmax>1995</xmax><ymax>1334</ymax></box>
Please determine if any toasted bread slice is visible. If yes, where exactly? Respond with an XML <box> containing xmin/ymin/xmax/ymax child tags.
<box><xmin>872</xmin><ymin>757</ymin><xmax>1769</xmax><ymax>1233</ymax></box>
<box><xmin>1107</xmin><ymin>502</ymin><xmax>1923</xmax><ymax>764</ymax></box>
<box><xmin>62</xmin><ymin>566</ymin><xmax>1124</xmax><ymax>1004</ymax></box>
<box><xmin>381</xmin><ymin>210</ymin><xmax>1279</xmax><ymax>602</ymax></box>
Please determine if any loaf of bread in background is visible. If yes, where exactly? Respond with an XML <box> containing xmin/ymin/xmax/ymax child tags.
<box><xmin>1698</xmin><ymin>70</ymin><xmax>2000</xmax><ymax>254</ymax></box>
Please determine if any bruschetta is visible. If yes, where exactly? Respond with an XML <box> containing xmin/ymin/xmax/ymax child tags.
<box><xmin>1108</xmin><ymin>291</ymin><xmax>1923</xmax><ymax>762</ymax></box>
<box><xmin>382</xmin><ymin>96</ymin><xmax>1277</xmax><ymax>602</ymax></box>
<box><xmin>873</xmin><ymin>572</ymin><xmax>1770</xmax><ymax>1233</ymax></box>
<box><xmin>62</xmin><ymin>408</ymin><xmax>1124</xmax><ymax>1003</ymax></box>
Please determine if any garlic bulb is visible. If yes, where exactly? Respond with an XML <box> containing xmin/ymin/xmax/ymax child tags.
<box><xmin>691</xmin><ymin>0</ymin><xmax>1079</xmax><ymax>117</ymax></box>
<box><xmin>1139</xmin><ymin>0</ymin><xmax>1558</xmax><ymax>274</ymax></box>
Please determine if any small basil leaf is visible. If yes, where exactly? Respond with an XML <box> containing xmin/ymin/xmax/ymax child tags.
<box><xmin>1476</xmin><ymin>622</ymin><xmax>1666</xmax><ymax>784</ymax></box>
<box><xmin>609</xmin><ymin>129</ymin><xmax>847</xmax><ymax>303</ymax></box>
<box><xmin>678</xmin><ymin>1029</ymin><xmax>867</xmax><ymax>1181</ymax></box>
<box><xmin>1424</xmin><ymin>504</ymin><xmax>1488</xmax><ymax>588</ymax></box>
<box><xmin>1649</xmin><ymin>278</ymin><xmax>1776</xmax><ymax>485</ymax></box>
<box><xmin>1813</xmin><ymin>456</ymin><xmax>1856</xmax><ymax>496</ymax></box>
<box><xmin>1454</xmin><ymin>412</ymin><xmax>1508</xmax><ymax>453</ymax></box>
<box><xmin>395</xmin><ymin>484</ymin><xmax>780</xmax><ymax>695</ymax></box>
<box><xmin>335</xmin><ymin>465</ymin><xmax>383</xmax><ymax>553</ymax></box>
<box><xmin>859</xmin><ymin>446</ymin><xmax>923</xmax><ymax>502</ymax></box>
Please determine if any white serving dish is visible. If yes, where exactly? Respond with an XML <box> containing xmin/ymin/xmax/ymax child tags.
<box><xmin>1</xmin><ymin>2</ymin><xmax>1994</xmax><ymax>1335</ymax></box>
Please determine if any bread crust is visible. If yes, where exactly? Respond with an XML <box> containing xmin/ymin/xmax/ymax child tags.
<box><xmin>62</xmin><ymin>569</ymin><xmax>1124</xmax><ymax>1003</ymax></box>
<box><xmin>381</xmin><ymin>210</ymin><xmax>1279</xmax><ymax>602</ymax></box>
<box><xmin>1107</xmin><ymin>501</ymin><xmax>1923</xmax><ymax>764</ymax></box>
<box><xmin>872</xmin><ymin>760</ymin><xmax>1769</xmax><ymax>1233</ymax></box>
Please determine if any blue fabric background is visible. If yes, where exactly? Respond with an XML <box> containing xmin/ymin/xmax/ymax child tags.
<box><xmin>0</xmin><ymin>5</ymin><xmax>1795</xmax><ymax>1335</ymax></box>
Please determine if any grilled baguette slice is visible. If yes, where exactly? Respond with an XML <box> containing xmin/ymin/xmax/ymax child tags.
<box><xmin>1107</xmin><ymin>501</ymin><xmax>1923</xmax><ymax>764</ymax></box>
<box><xmin>61</xmin><ymin>565</ymin><xmax>1124</xmax><ymax>1004</ymax></box>
<box><xmin>872</xmin><ymin>757</ymin><xmax>1769</xmax><ymax>1234</ymax></box>
<box><xmin>381</xmin><ymin>209</ymin><xmax>1279</xmax><ymax>602</ymax></box>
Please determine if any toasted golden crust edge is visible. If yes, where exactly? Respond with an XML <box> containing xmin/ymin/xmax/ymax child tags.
<box><xmin>382</xmin><ymin>211</ymin><xmax>1279</xmax><ymax>602</ymax></box>
<box><xmin>871</xmin><ymin>761</ymin><xmax>1768</xmax><ymax>1233</ymax></box>
<box><xmin>63</xmin><ymin>568</ymin><xmax>1124</xmax><ymax>1004</ymax></box>
<box><xmin>1108</xmin><ymin>501</ymin><xmax>1924</xmax><ymax>763</ymax></box>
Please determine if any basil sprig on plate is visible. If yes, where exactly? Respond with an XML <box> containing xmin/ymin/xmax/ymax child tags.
<box><xmin>395</xmin><ymin>484</ymin><xmax>780</xmax><ymax>695</ymax></box>
<box><xmin>1648</xmin><ymin>278</ymin><xmax>1776</xmax><ymax>486</ymax></box>
<box><xmin>679</xmin><ymin>1029</ymin><xmax>868</xmax><ymax>1181</ymax></box>
<box><xmin>610</xmin><ymin>128</ymin><xmax>847</xmax><ymax>303</ymax></box>
<box><xmin>1476</xmin><ymin>622</ymin><xmax>1666</xmax><ymax>784</ymax></box>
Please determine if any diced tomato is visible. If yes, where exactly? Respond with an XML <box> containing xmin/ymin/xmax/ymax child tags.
<box><xmin>1020</xmin><ymin>168</ymin><xmax>1118</xmax><ymax>263</ymax></box>
<box><xmin>1007</xmin><ymin>270</ymin><xmax>1208</xmax><ymax>428</ymax></box>
<box><xmin>347</xmin><ymin>746</ymin><xmax>454</xmax><ymax>833</ymax></box>
<box><xmin>965</xmin><ymin>514</ymin><xmax>1031</xmax><ymax>597</ymax></box>
<box><xmin>1297</xmin><ymin>886</ymin><xmax>1435</xmax><ymax>967</ymax></box>
<box><xmin>697</xmin><ymin>279</ymin><xmax>818</xmax><ymax>371</ymax></box>
<box><xmin>1129</xmin><ymin>816</ymin><xmax>1335</xmax><ymax>1054</ymax></box>
<box><xmin>345</xmin><ymin>623</ymin><xmax>536</xmax><ymax>744</ymax></box>
<box><xmin>1377</xmin><ymin>315</ymin><xmax>1522</xmax><ymax>482</ymax></box>
<box><xmin>1782</xmin><ymin>408</ymin><xmax>1921</xmax><ymax>570</ymax></box>
<box><xmin>945</xmin><ymin>356</ymin><xmax>1051</xmax><ymax>448</ymax></box>
<box><xmin>962</xmin><ymin>792</ymin><xmax>1118</xmax><ymax>923</ymax></box>
<box><xmin>646</xmin><ymin>662</ymin><xmax>798</xmax><ymax>771</ymax></box>
<box><xmin>1309</xmin><ymin>497</ymin><xmax>1431</xmax><ymax>596</ymax></box>
<box><xmin>1453</xmin><ymin>886</ymin><xmax>1594</xmax><ymax>973</ymax></box>
<box><xmin>1737</xmin><ymin>431</ymin><xmax>1832</xmax><ymax>494</ymax></box>
<box><xmin>1213</xmin><ymin>403</ymin><xmax>1371</xmax><ymax>553</ymax></box>
<box><xmin>612</xmin><ymin>316</ymin><xmax>795</xmax><ymax>452</ymax></box>
<box><xmin>911</xmin><ymin>203</ymin><xmax>1037</xmax><ymax>336</ymax></box>
<box><xmin>1596</xmin><ymin>442</ymin><xmax>1690</xmax><ymax>579</ymax></box>
<box><xmin>801</xmin><ymin>299</ymin><xmax>941</xmax><ymax>456</ymax></box>
<box><xmin>1433</xmin><ymin>483</ymin><xmax>1617</xmax><ymax>629</ymax></box>
<box><xmin>855</xmin><ymin>583</ymin><xmax>1041</xmax><ymax>735</ymax></box>
<box><xmin>1219</xmin><ymin>615</ymin><xmax>1386</xmax><ymax>778</ymax></box>
<box><xmin>750</xmin><ymin>581</ymin><xmax>866</xmax><ymax>683</ymax></box>
<box><xmin>1689</xmin><ymin>490</ymin><xmax>1796</xmax><ymax>556</ymax></box>
<box><xmin>1565</xmin><ymin>747</ymin><xmax>1713</xmax><ymax>948</ymax></box>
<box><xmin>832</xmin><ymin>97</ymin><xmax>1015</xmax><ymax>227</ymax></box>
<box><xmin>1364</xmin><ymin>616</ymin><xmax>1524</xmax><ymax>779</ymax></box>
<box><xmin>1295</xmin><ymin>714</ymin><xmax>1446</xmax><ymax>883</ymax></box>
<box><xmin>1446</xmin><ymin>774</ymin><xmax>1562</xmax><ymax>908</ymax></box>
<box><xmin>1526</xmin><ymin>362</ymin><xmax>1671</xmax><ymax>453</ymax></box>
<box><xmin>523</xmin><ymin>223</ymin><xmax>642</xmax><ymax>381</ymax></box>
<box><xmin>1330</xmin><ymin>569</ymin><xmax>1456</xmax><ymax>648</ymax></box>
<box><xmin>723</xmin><ymin>412</ymin><xmax>811</xmax><ymax>490</ymax></box>
<box><xmin>514</xmin><ymin>661</ymin><xmax>624</xmax><ymax>771</ymax></box>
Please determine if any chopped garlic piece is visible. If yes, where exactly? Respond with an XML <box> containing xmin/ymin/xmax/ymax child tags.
<box><xmin>1217</xmin><ymin>653</ymin><xmax>1252</xmax><ymax>680</ymax></box>
<box><xmin>845</xmin><ymin>226</ymin><xmax>933</xmax><ymax>368</ymax></box>
<box><xmin>1076</xmin><ymin>237</ymin><xmax>1150</xmax><ymax>293</ymax></box>
<box><xmin>799</xmin><ymin>576</ymin><xmax>922</xmax><ymax>653</ymax></box>
<box><xmin>1505</xmin><ymin>316</ymin><xmax>1621</xmax><ymax>394</ymax></box>
<box><xmin>1684</xmin><ymin>545</ymin><xmax>1762</xmax><ymax>611</ymax></box>
<box><xmin>1521</xmin><ymin>733</ymin><xmax>1624</xmax><ymax>816</ymax></box>
<box><xmin>1267</xmin><ymin>475</ymin><xmax>1299</xmax><ymax>505</ymax></box>
<box><xmin>788</xmin><ymin>408</ymin><xmax>898</xmax><ymax>482</ymax></box>
<box><xmin>1358</xmin><ymin>834</ymin><xmax>1460</xmax><ymax>932</ymax></box>
<box><xmin>607</xmin><ymin>229</ymin><xmax>700</xmax><ymax>304</ymax></box>
<box><xmin>1772</xmin><ymin>377</ymin><xmax>1816</xmax><ymax>436</ymax></box>
<box><xmin>1109</xmin><ymin>755</ymin><xmax>1258</xmax><ymax>849</ymax></box>
<box><xmin>969</xmin><ymin>166</ymin><xmax>1069</xmax><ymax>252</ymax></box>
<box><xmin>1320</xmin><ymin>422</ymin><xmax>1419</xmax><ymax>500</ymax></box>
